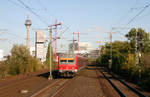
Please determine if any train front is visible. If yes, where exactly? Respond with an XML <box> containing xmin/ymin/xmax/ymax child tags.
<box><xmin>58</xmin><ymin>55</ymin><xmax>77</xmax><ymax>77</ymax></box>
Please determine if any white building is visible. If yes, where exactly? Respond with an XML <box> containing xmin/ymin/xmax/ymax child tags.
<box><xmin>30</xmin><ymin>46</ymin><xmax>35</xmax><ymax>57</ymax></box>
<box><xmin>69</xmin><ymin>42</ymin><xmax>94</xmax><ymax>54</ymax></box>
<box><xmin>0</xmin><ymin>49</ymin><xmax>4</xmax><ymax>61</ymax></box>
<box><xmin>35</xmin><ymin>30</ymin><xmax>46</xmax><ymax>62</ymax></box>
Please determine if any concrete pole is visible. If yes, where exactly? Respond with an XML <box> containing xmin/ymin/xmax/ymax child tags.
<box><xmin>73</xmin><ymin>34</ymin><xmax>75</xmax><ymax>56</ymax></box>
<box><xmin>26</xmin><ymin>26</ymin><xmax>30</xmax><ymax>49</ymax></box>
<box><xmin>48</xmin><ymin>27</ymin><xmax>53</xmax><ymax>79</ymax></box>
<box><xmin>109</xmin><ymin>32</ymin><xmax>112</xmax><ymax>69</ymax></box>
<box><xmin>77</xmin><ymin>32</ymin><xmax>79</xmax><ymax>54</ymax></box>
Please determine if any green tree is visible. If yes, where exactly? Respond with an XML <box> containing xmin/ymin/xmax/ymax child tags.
<box><xmin>97</xmin><ymin>28</ymin><xmax>150</xmax><ymax>90</ymax></box>
<box><xmin>125</xmin><ymin>28</ymin><xmax>150</xmax><ymax>53</ymax></box>
<box><xmin>0</xmin><ymin>61</ymin><xmax>8</xmax><ymax>78</ymax></box>
<box><xmin>45</xmin><ymin>42</ymin><xmax>57</xmax><ymax>69</ymax></box>
<box><xmin>97</xmin><ymin>41</ymin><xmax>129</xmax><ymax>71</ymax></box>
<box><xmin>4</xmin><ymin>44</ymin><xmax>42</xmax><ymax>75</ymax></box>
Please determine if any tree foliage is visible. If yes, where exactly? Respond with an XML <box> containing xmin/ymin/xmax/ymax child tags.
<box><xmin>125</xmin><ymin>28</ymin><xmax>150</xmax><ymax>53</ymax></box>
<box><xmin>45</xmin><ymin>42</ymin><xmax>57</xmax><ymax>69</ymax></box>
<box><xmin>1</xmin><ymin>44</ymin><xmax>42</xmax><ymax>77</ymax></box>
<box><xmin>97</xmin><ymin>28</ymin><xmax>150</xmax><ymax>90</ymax></box>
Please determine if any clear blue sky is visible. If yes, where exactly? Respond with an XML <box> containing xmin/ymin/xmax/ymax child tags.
<box><xmin>0</xmin><ymin>0</ymin><xmax>150</xmax><ymax>55</ymax></box>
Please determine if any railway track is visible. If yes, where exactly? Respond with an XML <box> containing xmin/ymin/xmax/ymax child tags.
<box><xmin>31</xmin><ymin>76</ymin><xmax>78</xmax><ymax>97</ymax></box>
<box><xmin>109</xmin><ymin>72</ymin><xmax>147</xmax><ymax>97</ymax></box>
<box><xmin>98</xmin><ymin>67</ymin><xmax>147</xmax><ymax>97</ymax></box>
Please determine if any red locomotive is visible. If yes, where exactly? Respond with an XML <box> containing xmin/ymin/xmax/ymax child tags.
<box><xmin>58</xmin><ymin>54</ymin><xmax>88</xmax><ymax>77</ymax></box>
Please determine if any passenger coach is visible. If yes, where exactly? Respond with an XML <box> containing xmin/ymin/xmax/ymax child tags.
<box><xmin>58</xmin><ymin>54</ymin><xmax>88</xmax><ymax>77</ymax></box>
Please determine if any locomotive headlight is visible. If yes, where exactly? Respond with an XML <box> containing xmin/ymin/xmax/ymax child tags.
<box><xmin>75</xmin><ymin>69</ymin><xmax>77</xmax><ymax>72</ymax></box>
<box><xmin>59</xmin><ymin>70</ymin><xmax>62</xmax><ymax>72</ymax></box>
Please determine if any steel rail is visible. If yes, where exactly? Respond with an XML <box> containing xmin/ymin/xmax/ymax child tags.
<box><xmin>30</xmin><ymin>79</ymin><xmax>66</xmax><ymax>97</ymax></box>
<box><xmin>98</xmin><ymin>67</ymin><xmax>147</xmax><ymax>97</ymax></box>
<box><xmin>98</xmin><ymin>69</ymin><xmax>126</xmax><ymax>97</ymax></box>
<box><xmin>30</xmin><ymin>76</ymin><xmax>79</xmax><ymax>97</ymax></box>
<box><xmin>110</xmin><ymin>72</ymin><xmax>147</xmax><ymax>97</ymax></box>
<box><xmin>50</xmin><ymin>69</ymin><xmax>85</xmax><ymax>97</ymax></box>
<box><xmin>95</xmin><ymin>69</ymin><xmax>108</xmax><ymax>97</ymax></box>
<box><xmin>50</xmin><ymin>76</ymin><xmax>79</xmax><ymax>97</ymax></box>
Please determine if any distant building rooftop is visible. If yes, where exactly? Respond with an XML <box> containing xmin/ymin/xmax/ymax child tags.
<box><xmin>69</xmin><ymin>42</ymin><xmax>94</xmax><ymax>54</ymax></box>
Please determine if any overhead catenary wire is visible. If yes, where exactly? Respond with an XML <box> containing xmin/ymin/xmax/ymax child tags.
<box><xmin>113</xmin><ymin>0</ymin><xmax>139</xmax><ymax>26</ymax></box>
<box><xmin>7</xmin><ymin>0</ymin><xmax>25</xmax><ymax>9</ymax></box>
<box><xmin>0</xmin><ymin>29</ymin><xmax>26</xmax><ymax>40</ymax></box>
<box><xmin>35</xmin><ymin>0</ymin><xmax>56</xmax><ymax>23</ymax></box>
<box><xmin>58</xmin><ymin>26</ymin><xmax>71</xmax><ymax>36</ymax></box>
<box><xmin>111</xmin><ymin>1</ymin><xmax>149</xmax><ymax>42</ymax></box>
<box><xmin>8</xmin><ymin>0</ymin><xmax>70</xmax><ymax>41</ymax></box>
<box><xmin>134</xmin><ymin>6</ymin><xmax>150</xmax><ymax>22</ymax></box>
<box><xmin>127</xmin><ymin>3</ymin><xmax>150</xmax><ymax>25</ymax></box>
<box><xmin>8</xmin><ymin>0</ymin><xmax>49</xmax><ymax>25</ymax></box>
<box><xmin>17</xmin><ymin>0</ymin><xmax>49</xmax><ymax>26</ymax></box>
<box><xmin>36</xmin><ymin>0</ymin><xmax>47</xmax><ymax>11</ymax></box>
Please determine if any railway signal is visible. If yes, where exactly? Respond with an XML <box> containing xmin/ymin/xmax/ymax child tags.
<box><xmin>137</xmin><ymin>32</ymin><xmax>143</xmax><ymax>51</ymax></box>
<box><xmin>136</xmin><ymin>31</ymin><xmax>143</xmax><ymax>80</ymax></box>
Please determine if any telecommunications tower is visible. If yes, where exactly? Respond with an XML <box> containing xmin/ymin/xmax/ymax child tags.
<box><xmin>25</xmin><ymin>15</ymin><xmax>32</xmax><ymax>49</ymax></box>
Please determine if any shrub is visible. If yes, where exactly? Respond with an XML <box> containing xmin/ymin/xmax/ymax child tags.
<box><xmin>4</xmin><ymin>44</ymin><xmax>42</xmax><ymax>76</ymax></box>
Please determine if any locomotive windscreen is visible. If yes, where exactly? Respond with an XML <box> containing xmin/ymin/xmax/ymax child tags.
<box><xmin>60</xmin><ymin>57</ymin><xmax>75</xmax><ymax>64</ymax></box>
<box><xmin>68</xmin><ymin>60</ymin><xmax>74</xmax><ymax>62</ymax></box>
<box><xmin>60</xmin><ymin>60</ymin><xmax>67</xmax><ymax>62</ymax></box>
